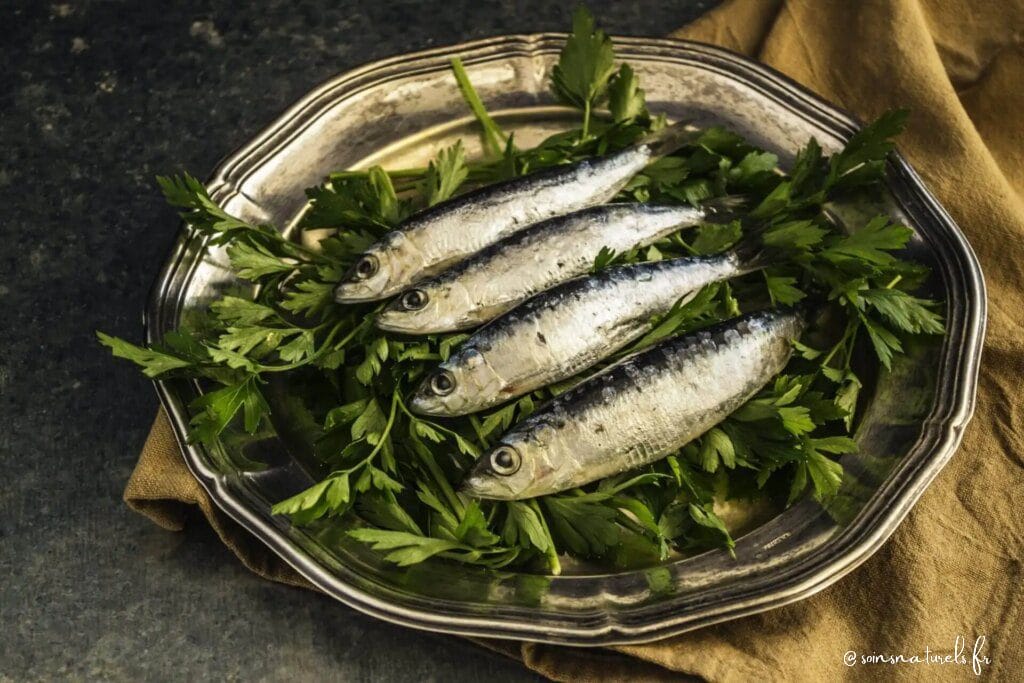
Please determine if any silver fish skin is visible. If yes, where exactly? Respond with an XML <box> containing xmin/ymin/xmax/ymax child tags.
<box><xmin>410</xmin><ymin>252</ymin><xmax>761</xmax><ymax>417</ymax></box>
<box><xmin>334</xmin><ymin>123</ymin><xmax>697</xmax><ymax>303</ymax></box>
<box><xmin>375</xmin><ymin>203</ymin><xmax>713</xmax><ymax>334</ymax></box>
<box><xmin>462</xmin><ymin>308</ymin><xmax>805</xmax><ymax>500</ymax></box>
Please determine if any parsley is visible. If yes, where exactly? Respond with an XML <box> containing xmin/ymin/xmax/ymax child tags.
<box><xmin>860</xmin><ymin>288</ymin><xmax>944</xmax><ymax>335</ymax></box>
<box><xmin>102</xmin><ymin>9</ymin><xmax>944</xmax><ymax>573</ymax></box>
<box><xmin>551</xmin><ymin>6</ymin><xmax>617</xmax><ymax>136</ymax></box>
<box><xmin>590</xmin><ymin>245</ymin><xmax>623</xmax><ymax>273</ymax></box>
<box><xmin>450</xmin><ymin>57</ymin><xmax>509</xmax><ymax>158</ymax></box>
<box><xmin>189</xmin><ymin>375</ymin><xmax>269</xmax><ymax>443</ymax></box>
<box><xmin>424</xmin><ymin>141</ymin><xmax>469</xmax><ymax>206</ymax></box>
<box><xmin>608</xmin><ymin>64</ymin><xmax>647</xmax><ymax>123</ymax></box>
<box><xmin>827</xmin><ymin>109</ymin><xmax>908</xmax><ymax>189</ymax></box>
<box><xmin>543</xmin><ymin>492</ymin><xmax>620</xmax><ymax>557</ymax></box>
<box><xmin>821</xmin><ymin>215</ymin><xmax>913</xmax><ymax>266</ymax></box>
<box><xmin>346</xmin><ymin>529</ymin><xmax>467</xmax><ymax>566</ymax></box>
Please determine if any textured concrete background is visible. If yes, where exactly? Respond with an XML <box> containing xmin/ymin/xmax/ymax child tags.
<box><xmin>0</xmin><ymin>1</ymin><xmax>718</xmax><ymax>679</ymax></box>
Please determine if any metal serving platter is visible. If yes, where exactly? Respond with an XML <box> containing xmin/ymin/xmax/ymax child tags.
<box><xmin>146</xmin><ymin>35</ymin><xmax>985</xmax><ymax>645</ymax></box>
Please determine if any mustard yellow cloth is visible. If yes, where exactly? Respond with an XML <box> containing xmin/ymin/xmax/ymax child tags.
<box><xmin>126</xmin><ymin>1</ymin><xmax>1024</xmax><ymax>679</ymax></box>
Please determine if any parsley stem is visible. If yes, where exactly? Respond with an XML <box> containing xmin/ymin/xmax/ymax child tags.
<box><xmin>819</xmin><ymin>316</ymin><xmax>858</xmax><ymax>371</ymax></box>
<box><xmin>820</xmin><ymin>337</ymin><xmax>845</xmax><ymax>369</ymax></box>
<box><xmin>582</xmin><ymin>100</ymin><xmax>592</xmax><ymax>139</ymax></box>
<box><xmin>273</xmin><ymin>235</ymin><xmax>323</xmax><ymax>261</ymax></box>
<box><xmin>450</xmin><ymin>57</ymin><xmax>508</xmax><ymax>158</ymax></box>
<box><xmin>349</xmin><ymin>391</ymin><xmax>399</xmax><ymax>472</ymax></box>
<box><xmin>671</xmin><ymin>232</ymin><xmax>699</xmax><ymax>256</ymax></box>
<box><xmin>330</xmin><ymin>168</ymin><xmax>428</xmax><ymax>180</ymax></box>
<box><xmin>421</xmin><ymin>442</ymin><xmax>465</xmax><ymax>517</ymax></box>
<box><xmin>528</xmin><ymin>499</ymin><xmax>562</xmax><ymax>575</ymax></box>
<box><xmin>249</xmin><ymin>318</ymin><xmax>353</xmax><ymax>374</ymax></box>
<box><xmin>884</xmin><ymin>275</ymin><xmax>903</xmax><ymax>289</ymax></box>
<box><xmin>468</xmin><ymin>415</ymin><xmax>491</xmax><ymax>449</ymax></box>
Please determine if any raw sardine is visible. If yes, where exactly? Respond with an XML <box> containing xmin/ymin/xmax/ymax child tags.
<box><xmin>374</xmin><ymin>201</ymin><xmax>738</xmax><ymax>334</ymax></box>
<box><xmin>333</xmin><ymin>122</ymin><xmax>697</xmax><ymax>302</ymax></box>
<box><xmin>410</xmin><ymin>250</ymin><xmax>763</xmax><ymax>416</ymax></box>
<box><xmin>462</xmin><ymin>308</ymin><xmax>804</xmax><ymax>499</ymax></box>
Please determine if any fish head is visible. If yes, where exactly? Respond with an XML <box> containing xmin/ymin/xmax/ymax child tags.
<box><xmin>409</xmin><ymin>348</ymin><xmax>505</xmax><ymax>417</ymax></box>
<box><xmin>334</xmin><ymin>231</ymin><xmax>424</xmax><ymax>302</ymax></box>
<box><xmin>461</xmin><ymin>433</ymin><xmax>557</xmax><ymax>500</ymax></box>
<box><xmin>374</xmin><ymin>280</ymin><xmax>473</xmax><ymax>334</ymax></box>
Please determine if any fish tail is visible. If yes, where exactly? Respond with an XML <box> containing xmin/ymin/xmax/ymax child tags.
<box><xmin>641</xmin><ymin>120</ymin><xmax>701</xmax><ymax>158</ymax></box>
<box><xmin>732</xmin><ymin>239</ymin><xmax>771</xmax><ymax>274</ymax></box>
<box><xmin>698</xmin><ymin>195</ymin><xmax>750</xmax><ymax>224</ymax></box>
<box><xmin>729</xmin><ymin>219</ymin><xmax>778</xmax><ymax>273</ymax></box>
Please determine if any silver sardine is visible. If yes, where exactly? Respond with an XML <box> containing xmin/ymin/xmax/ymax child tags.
<box><xmin>410</xmin><ymin>251</ymin><xmax>763</xmax><ymax>416</ymax></box>
<box><xmin>333</xmin><ymin>122</ymin><xmax>697</xmax><ymax>302</ymax></box>
<box><xmin>462</xmin><ymin>308</ymin><xmax>804</xmax><ymax>499</ymax></box>
<box><xmin>374</xmin><ymin>202</ymin><xmax>734</xmax><ymax>334</ymax></box>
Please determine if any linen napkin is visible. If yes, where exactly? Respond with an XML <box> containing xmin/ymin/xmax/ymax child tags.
<box><xmin>126</xmin><ymin>0</ymin><xmax>1024</xmax><ymax>678</ymax></box>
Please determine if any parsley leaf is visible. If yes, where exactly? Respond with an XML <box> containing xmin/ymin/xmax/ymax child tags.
<box><xmin>424</xmin><ymin>141</ymin><xmax>469</xmax><ymax>206</ymax></box>
<box><xmin>544</xmin><ymin>493</ymin><xmax>620</xmax><ymax>557</ymax></box>
<box><xmin>765</xmin><ymin>274</ymin><xmax>806</xmax><ymax>305</ymax></box>
<box><xmin>226</xmin><ymin>241</ymin><xmax>295</xmax><ymax>280</ymax></box>
<box><xmin>590</xmin><ymin>245</ymin><xmax>620</xmax><ymax>273</ymax></box>
<box><xmin>97</xmin><ymin>332</ymin><xmax>195</xmax><ymax>378</ymax></box>
<box><xmin>860</xmin><ymin>288</ymin><xmax>945</xmax><ymax>335</ymax></box>
<box><xmin>828</xmin><ymin>109</ymin><xmax>908</xmax><ymax>188</ymax></box>
<box><xmin>188</xmin><ymin>375</ymin><xmax>268</xmax><ymax>443</ymax></box>
<box><xmin>608</xmin><ymin>64</ymin><xmax>646</xmax><ymax>122</ymax></box>
<box><xmin>691</xmin><ymin>220</ymin><xmax>742</xmax><ymax>255</ymax></box>
<box><xmin>347</xmin><ymin>529</ymin><xmax>465</xmax><ymax>566</ymax></box>
<box><xmin>861</xmin><ymin>315</ymin><xmax>903</xmax><ymax>370</ymax></box>
<box><xmin>551</xmin><ymin>6</ymin><xmax>616</xmax><ymax>134</ymax></box>
<box><xmin>763</xmin><ymin>219</ymin><xmax>829</xmax><ymax>251</ymax></box>
<box><xmin>822</xmin><ymin>216</ymin><xmax>913</xmax><ymax>266</ymax></box>
<box><xmin>501</xmin><ymin>501</ymin><xmax>554</xmax><ymax>553</ymax></box>
<box><xmin>157</xmin><ymin>173</ymin><xmax>256</xmax><ymax>242</ymax></box>
<box><xmin>687</xmin><ymin>503</ymin><xmax>736</xmax><ymax>555</ymax></box>
<box><xmin>803</xmin><ymin>445</ymin><xmax>845</xmax><ymax>501</ymax></box>
<box><xmin>271</xmin><ymin>473</ymin><xmax>351</xmax><ymax>524</ymax></box>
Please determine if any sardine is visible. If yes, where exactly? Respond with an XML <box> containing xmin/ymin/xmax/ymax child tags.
<box><xmin>462</xmin><ymin>308</ymin><xmax>804</xmax><ymax>500</ymax></box>
<box><xmin>333</xmin><ymin>122</ymin><xmax>698</xmax><ymax>302</ymax></box>
<box><xmin>410</xmin><ymin>249</ymin><xmax>764</xmax><ymax>416</ymax></box>
<box><xmin>374</xmin><ymin>201</ymin><xmax>738</xmax><ymax>334</ymax></box>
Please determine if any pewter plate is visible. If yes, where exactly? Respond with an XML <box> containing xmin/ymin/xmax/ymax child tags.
<box><xmin>146</xmin><ymin>35</ymin><xmax>985</xmax><ymax>645</ymax></box>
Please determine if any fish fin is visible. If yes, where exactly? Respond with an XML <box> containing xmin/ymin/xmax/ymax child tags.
<box><xmin>640</xmin><ymin>120</ymin><xmax>701</xmax><ymax>158</ymax></box>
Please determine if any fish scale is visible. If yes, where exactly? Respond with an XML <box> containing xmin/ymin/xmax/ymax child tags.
<box><xmin>461</xmin><ymin>308</ymin><xmax>804</xmax><ymax>500</ymax></box>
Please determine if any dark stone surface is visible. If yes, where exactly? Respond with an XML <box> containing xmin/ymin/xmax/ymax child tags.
<box><xmin>0</xmin><ymin>1</ymin><xmax>717</xmax><ymax>679</ymax></box>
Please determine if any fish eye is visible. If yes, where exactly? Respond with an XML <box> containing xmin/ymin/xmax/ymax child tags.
<box><xmin>429</xmin><ymin>370</ymin><xmax>455</xmax><ymax>396</ymax></box>
<box><xmin>490</xmin><ymin>446</ymin><xmax>521</xmax><ymax>476</ymax></box>
<box><xmin>401</xmin><ymin>289</ymin><xmax>428</xmax><ymax>310</ymax></box>
<box><xmin>353</xmin><ymin>254</ymin><xmax>378</xmax><ymax>280</ymax></box>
